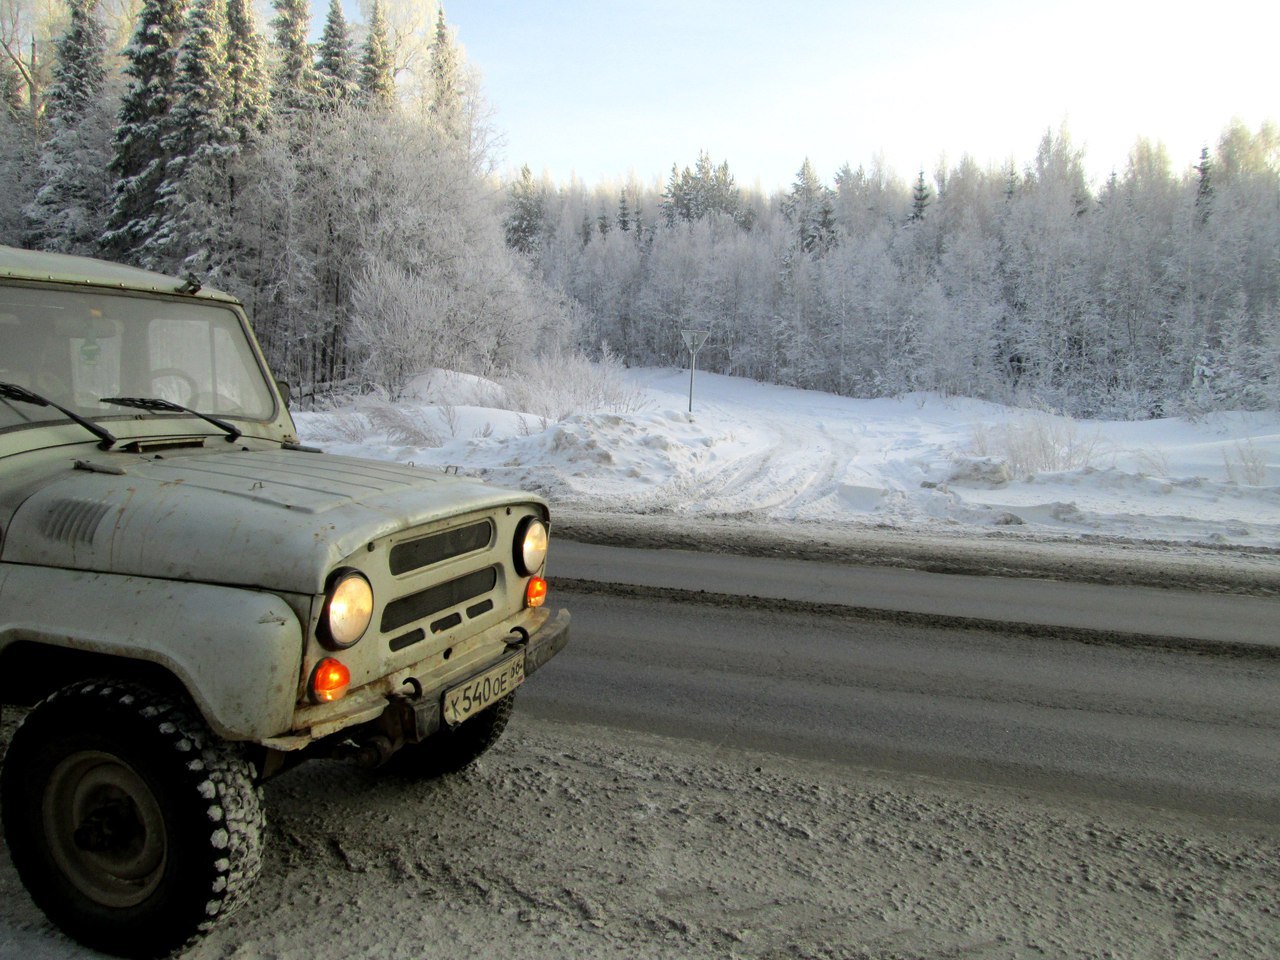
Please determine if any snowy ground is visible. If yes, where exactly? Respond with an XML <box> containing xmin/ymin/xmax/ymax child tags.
<box><xmin>297</xmin><ymin>367</ymin><xmax>1280</xmax><ymax>550</ymax></box>
<box><xmin>2</xmin><ymin>714</ymin><xmax>1277</xmax><ymax>960</ymax></box>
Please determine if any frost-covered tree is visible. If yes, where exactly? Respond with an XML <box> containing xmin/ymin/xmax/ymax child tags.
<box><xmin>510</xmin><ymin>119</ymin><xmax>1280</xmax><ymax>417</ymax></box>
<box><xmin>223</xmin><ymin>101</ymin><xmax>553</xmax><ymax>393</ymax></box>
<box><xmin>225</xmin><ymin>0</ymin><xmax>268</xmax><ymax>143</ymax></box>
<box><xmin>425</xmin><ymin>5</ymin><xmax>461</xmax><ymax>136</ymax></box>
<box><xmin>1</xmin><ymin>0</ymin><xmax>55</xmax><ymax>128</ymax></box>
<box><xmin>504</xmin><ymin>163</ymin><xmax>546</xmax><ymax>257</ymax></box>
<box><xmin>616</xmin><ymin>189</ymin><xmax>632</xmax><ymax>232</ymax></box>
<box><xmin>1193</xmin><ymin>145</ymin><xmax>1212</xmax><ymax>222</ymax></box>
<box><xmin>1</xmin><ymin>56</ymin><xmax>20</xmax><ymax>116</ymax></box>
<box><xmin>101</xmin><ymin>0</ymin><xmax>188</xmax><ymax>264</ymax></box>
<box><xmin>270</xmin><ymin>0</ymin><xmax>316</xmax><ymax>111</ymax></box>
<box><xmin>661</xmin><ymin>151</ymin><xmax>745</xmax><ymax>226</ymax></box>
<box><xmin>832</xmin><ymin>158</ymin><xmax>902</xmax><ymax>235</ymax></box>
<box><xmin>316</xmin><ymin>0</ymin><xmax>356</xmax><ymax>105</ymax></box>
<box><xmin>25</xmin><ymin>0</ymin><xmax>115</xmax><ymax>254</ymax></box>
<box><xmin>358</xmin><ymin>0</ymin><xmax>394</xmax><ymax>106</ymax></box>
<box><xmin>0</xmin><ymin>93</ymin><xmax>35</xmax><ymax>242</ymax></box>
<box><xmin>144</xmin><ymin>0</ymin><xmax>233</xmax><ymax>272</ymax></box>
<box><xmin>783</xmin><ymin>158</ymin><xmax>835</xmax><ymax>253</ymax></box>
<box><xmin>909</xmin><ymin>170</ymin><xmax>931</xmax><ymax>221</ymax></box>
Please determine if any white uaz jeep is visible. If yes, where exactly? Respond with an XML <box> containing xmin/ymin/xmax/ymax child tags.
<box><xmin>0</xmin><ymin>246</ymin><xmax>569</xmax><ymax>957</ymax></box>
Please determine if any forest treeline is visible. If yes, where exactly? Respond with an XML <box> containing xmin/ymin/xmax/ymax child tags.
<box><xmin>508</xmin><ymin>128</ymin><xmax>1280</xmax><ymax>419</ymax></box>
<box><xmin>3</xmin><ymin>0</ymin><xmax>1278</xmax><ymax>418</ymax></box>
<box><xmin>2</xmin><ymin>0</ymin><xmax>561</xmax><ymax>401</ymax></box>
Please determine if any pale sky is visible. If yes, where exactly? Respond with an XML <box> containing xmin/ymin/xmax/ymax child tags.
<box><xmin>441</xmin><ymin>0</ymin><xmax>1275</xmax><ymax>191</ymax></box>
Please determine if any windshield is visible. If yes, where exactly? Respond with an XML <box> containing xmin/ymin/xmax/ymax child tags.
<box><xmin>0</xmin><ymin>284</ymin><xmax>275</xmax><ymax>433</ymax></box>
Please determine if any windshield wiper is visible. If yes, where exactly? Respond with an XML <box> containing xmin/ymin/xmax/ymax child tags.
<box><xmin>0</xmin><ymin>381</ymin><xmax>117</xmax><ymax>449</ymax></box>
<box><xmin>101</xmin><ymin>396</ymin><xmax>243</xmax><ymax>442</ymax></box>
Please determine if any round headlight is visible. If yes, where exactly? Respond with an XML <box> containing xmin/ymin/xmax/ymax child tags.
<box><xmin>514</xmin><ymin>518</ymin><xmax>549</xmax><ymax>576</ymax></box>
<box><xmin>321</xmin><ymin>570</ymin><xmax>374</xmax><ymax>649</ymax></box>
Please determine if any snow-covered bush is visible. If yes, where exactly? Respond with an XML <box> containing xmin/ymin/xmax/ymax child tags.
<box><xmin>969</xmin><ymin>412</ymin><xmax>1102</xmax><ymax>479</ymax></box>
<box><xmin>362</xmin><ymin>402</ymin><xmax>443</xmax><ymax>447</ymax></box>
<box><xmin>301</xmin><ymin>410</ymin><xmax>371</xmax><ymax>443</ymax></box>
<box><xmin>1223</xmin><ymin>438</ymin><xmax>1268</xmax><ymax>485</ymax></box>
<box><xmin>499</xmin><ymin>346</ymin><xmax>648</xmax><ymax>422</ymax></box>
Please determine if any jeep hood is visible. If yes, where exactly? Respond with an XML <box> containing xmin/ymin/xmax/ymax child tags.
<box><xmin>3</xmin><ymin>450</ymin><xmax>542</xmax><ymax>594</ymax></box>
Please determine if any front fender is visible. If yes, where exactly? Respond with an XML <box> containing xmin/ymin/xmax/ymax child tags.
<box><xmin>0</xmin><ymin>564</ymin><xmax>304</xmax><ymax>741</ymax></box>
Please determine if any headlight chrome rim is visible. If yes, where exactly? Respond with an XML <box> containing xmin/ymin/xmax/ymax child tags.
<box><xmin>514</xmin><ymin>517</ymin><xmax>549</xmax><ymax>577</ymax></box>
<box><xmin>320</xmin><ymin>569</ymin><xmax>374</xmax><ymax>649</ymax></box>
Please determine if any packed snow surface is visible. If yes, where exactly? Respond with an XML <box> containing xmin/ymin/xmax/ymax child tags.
<box><xmin>298</xmin><ymin>367</ymin><xmax>1280</xmax><ymax>548</ymax></box>
<box><xmin>3</xmin><ymin>717</ymin><xmax>1276</xmax><ymax>960</ymax></box>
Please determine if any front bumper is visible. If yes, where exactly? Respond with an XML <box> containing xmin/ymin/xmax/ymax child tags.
<box><xmin>522</xmin><ymin>607</ymin><xmax>571</xmax><ymax>677</ymax></box>
<box><xmin>262</xmin><ymin>607</ymin><xmax>570</xmax><ymax>756</ymax></box>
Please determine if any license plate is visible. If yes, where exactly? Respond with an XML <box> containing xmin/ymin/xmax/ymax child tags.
<box><xmin>442</xmin><ymin>654</ymin><xmax>524</xmax><ymax>726</ymax></box>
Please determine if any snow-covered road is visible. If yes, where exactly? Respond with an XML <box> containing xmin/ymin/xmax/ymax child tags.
<box><xmin>4</xmin><ymin>713</ymin><xmax>1276</xmax><ymax>960</ymax></box>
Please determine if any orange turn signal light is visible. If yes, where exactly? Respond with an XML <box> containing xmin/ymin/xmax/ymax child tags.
<box><xmin>525</xmin><ymin>576</ymin><xmax>548</xmax><ymax>608</ymax></box>
<box><xmin>310</xmin><ymin>657</ymin><xmax>351</xmax><ymax>703</ymax></box>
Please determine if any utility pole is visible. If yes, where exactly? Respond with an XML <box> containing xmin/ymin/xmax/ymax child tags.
<box><xmin>680</xmin><ymin>328</ymin><xmax>709</xmax><ymax>413</ymax></box>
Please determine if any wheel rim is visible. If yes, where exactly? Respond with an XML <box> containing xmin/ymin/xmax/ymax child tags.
<box><xmin>43</xmin><ymin>750</ymin><xmax>167</xmax><ymax>909</ymax></box>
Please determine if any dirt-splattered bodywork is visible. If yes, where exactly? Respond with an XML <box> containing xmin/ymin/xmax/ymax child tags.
<box><xmin>0</xmin><ymin>244</ymin><xmax>568</xmax><ymax>756</ymax></box>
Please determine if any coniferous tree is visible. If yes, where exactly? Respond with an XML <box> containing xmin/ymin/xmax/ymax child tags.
<box><xmin>146</xmin><ymin>0</ymin><xmax>232</xmax><ymax>271</ymax></box>
<box><xmin>783</xmin><ymin>158</ymin><xmax>835</xmax><ymax>252</ymax></box>
<box><xmin>1</xmin><ymin>58</ymin><xmax>22</xmax><ymax>117</ymax></box>
<box><xmin>102</xmin><ymin>0</ymin><xmax>189</xmax><ymax>264</ymax></box>
<box><xmin>661</xmin><ymin>151</ymin><xmax>744</xmax><ymax>226</ymax></box>
<box><xmin>225</xmin><ymin>0</ymin><xmax>268</xmax><ymax>143</ymax></box>
<box><xmin>271</xmin><ymin>0</ymin><xmax>317</xmax><ymax>111</ymax></box>
<box><xmin>1193</xmin><ymin>145</ymin><xmax>1212</xmax><ymax>223</ymax></box>
<box><xmin>359</xmin><ymin>0</ymin><xmax>394</xmax><ymax>107</ymax></box>
<box><xmin>504</xmin><ymin>163</ymin><xmax>545</xmax><ymax>257</ymax></box>
<box><xmin>909</xmin><ymin>170</ymin><xmax>931</xmax><ymax>221</ymax></box>
<box><xmin>316</xmin><ymin>0</ymin><xmax>357</xmax><ymax>105</ymax></box>
<box><xmin>616</xmin><ymin>189</ymin><xmax>631</xmax><ymax>232</ymax></box>
<box><xmin>426</xmin><ymin>5</ymin><xmax>462</xmax><ymax>136</ymax></box>
<box><xmin>25</xmin><ymin>0</ymin><xmax>114</xmax><ymax>254</ymax></box>
<box><xmin>0</xmin><ymin>73</ymin><xmax>36</xmax><ymax>244</ymax></box>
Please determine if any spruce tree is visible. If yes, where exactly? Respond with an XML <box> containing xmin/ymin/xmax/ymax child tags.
<box><xmin>1194</xmin><ymin>146</ymin><xmax>1212</xmax><ymax>224</ymax></box>
<box><xmin>910</xmin><ymin>170</ymin><xmax>931</xmax><ymax>221</ymax></box>
<box><xmin>359</xmin><ymin>0</ymin><xmax>395</xmax><ymax>107</ymax></box>
<box><xmin>1</xmin><ymin>59</ymin><xmax>23</xmax><ymax>118</ymax></box>
<box><xmin>26</xmin><ymin>0</ymin><xmax>114</xmax><ymax>254</ymax></box>
<box><xmin>662</xmin><ymin>152</ymin><xmax>744</xmax><ymax>226</ymax></box>
<box><xmin>146</xmin><ymin>0</ymin><xmax>232</xmax><ymax>270</ymax></box>
<box><xmin>226</xmin><ymin>0</ymin><xmax>269</xmax><ymax>144</ymax></box>
<box><xmin>616</xmin><ymin>189</ymin><xmax>631</xmax><ymax>232</ymax></box>
<box><xmin>427</xmin><ymin>6</ymin><xmax>462</xmax><ymax>136</ymax></box>
<box><xmin>316</xmin><ymin>0</ymin><xmax>357</xmax><ymax>105</ymax></box>
<box><xmin>271</xmin><ymin>0</ymin><xmax>317</xmax><ymax>111</ymax></box>
<box><xmin>102</xmin><ymin>0</ymin><xmax>189</xmax><ymax>264</ymax></box>
<box><xmin>783</xmin><ymin>158</ymin><xmax>835</xmax><ymax>252</ymax></box>
<box><xmin>504</xmin><ymin>164</ymin><xmax>544</xmax><ymax>256</ymax></box>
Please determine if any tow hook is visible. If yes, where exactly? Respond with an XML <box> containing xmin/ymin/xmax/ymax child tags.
<box><xmin>506</xmin><ymin>626</ymin><xmax>530</xmax><ymax>650</ymax></box>
<box><xmin>335</xmin><ymin>736</ymin><xmax>395</xmax><ymax>768</ymax></box>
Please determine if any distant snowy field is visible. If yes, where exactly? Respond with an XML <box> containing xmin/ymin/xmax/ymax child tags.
<box><xmin>295</xmin><ymin>367</ymin><xmax>1280</xmax><ymax>548</ymax></box>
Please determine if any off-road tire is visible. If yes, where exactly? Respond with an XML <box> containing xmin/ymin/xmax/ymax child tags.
<box><xmin>0</xmin><ymin>680</ymin><xmax>264</xmax><ymax>959</ymax></box>
<box><xmin>391</xmin><ymin>691</ymin><xmax>516</xmax><ymax>778</ymax></box>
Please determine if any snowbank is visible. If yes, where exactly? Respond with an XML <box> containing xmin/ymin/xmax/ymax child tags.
<box><xmin>295</xmin><ymin>368</ymin><xmax>1280</xmax><ymax>548</ymax></box>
